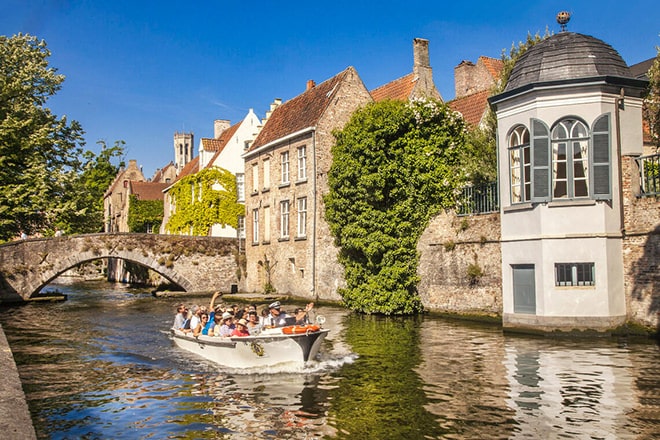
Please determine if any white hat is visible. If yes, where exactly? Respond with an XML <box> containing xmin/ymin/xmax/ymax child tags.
<box><xmin>221</xmin><ymin>312</ymin><xmax>233</xmax><ymax>320</ymax></box>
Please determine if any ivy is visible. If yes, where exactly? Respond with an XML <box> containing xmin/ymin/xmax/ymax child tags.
<box><xmin>165</xmin><ymin>167</ymin><xmax>244</xmax><ymax>236</ymax></box>
<box><xmin>325</xmin><ymin>98</ymin><xmax>468</xmax><ymax>315</ymax></box>
<box><xmin>127</xmin><ymin>195</ymin><xmax>163</xmax><ymax>233</ymax></box>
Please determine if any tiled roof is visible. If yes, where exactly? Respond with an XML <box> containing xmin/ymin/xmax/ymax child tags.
<box><xmin>447</xmin><ymin>89</ymin><xmax>490</xmax><ymax>127</ymax></box>
<box><xmin>204</xmin><ymin>121</ymin><xmax>242</xmax><ymax>168</ymax></box>
<box><xmin>174</xmin><ymin>156</ymin><xmax>199</xmax><ymax>183</ymax></box>
<box><xmin>370</xmin><ymin>73</ymin><xmax>416</xmax><ymax>102</ymax></box>
<box><xmin>249</xmin><ymin>67</ymin><xmax>355</xmax><ymax>150</ymax></box>
<box><xmin>129</xmin><ymin>181</ymin><xmax>168</xmax><ymax>201</ymax></box>
<box><xmin>479</xmin><ymin>56</ymin><xmax>504</xmax><ymax>80</ymax></box>
<box><xmin>201</xmin><ymin>138</ymin><xmax>225</xmax><ymax>152</ymax></box>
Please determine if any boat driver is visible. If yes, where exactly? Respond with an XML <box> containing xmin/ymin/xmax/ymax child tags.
<box><xmin>264</xmin><ymin>301</ymin><xmax>290</xmax><ymax>328</ymax></box>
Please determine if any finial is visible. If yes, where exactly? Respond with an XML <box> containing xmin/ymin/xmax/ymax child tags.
<box><xmin>556</xmin><ymin>11</ymin><xmax>571</xmax><ymax>32</ymax></box>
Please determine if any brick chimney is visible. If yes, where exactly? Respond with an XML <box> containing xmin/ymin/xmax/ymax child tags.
<box><xmin>411</xmin><ymin>38</ymin><xmax>441</xmax><ymax>100</ymax></box>
<box><xmin>413</xmin><ymin>38</ymin><xmax>430</xmax><ymax>70</ymax></box>
<box><xmin>306</xmin><ymin>79</ymin><xmax>316</xmax><ymax>91</ymax></box>
<box><xmin>214</xmin><ymin>119</ymin><xmax>231</xmax><ymax>139</ymax></box>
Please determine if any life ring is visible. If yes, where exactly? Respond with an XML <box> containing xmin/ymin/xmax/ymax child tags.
<box><xmin>282</xmin><ymin>324</ymin><xmax>320</xmax><ymax>334</ymax></box>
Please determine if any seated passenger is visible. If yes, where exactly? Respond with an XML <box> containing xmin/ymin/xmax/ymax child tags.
<box><xmin>172</xmin><ymin>303</ymin><xmax>186</xmax><ymax>330</ymax></box>
<box><xmin>214</xmin><ymin>312</ymin><xmax>235</xmax><ymax>337</ymax></box>
<box><xmin>193</xmin><ymin>313</ymin><xmax>209</xmax><ymax>337</ymax></box>
<box><xmin>294</xmin><ymin>302</ymin><xmax>315</xmax><ymax>325</ymax></box>
<box><xmin>246</xmin><ymin>311</ymin><xmax>262</xmax><ymax>334</ymax></box>
<box><xmin>231</xmin><ymin>319</ymin><xmax>250</xmax><ymax>337</ymax></box>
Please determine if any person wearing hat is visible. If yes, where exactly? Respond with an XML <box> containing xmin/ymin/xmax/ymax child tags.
<box><xmin>231</xmin><ymin>318</ymin><xmax>250</xmax><ymax>337</ymax></box>
<box><xmin>213</xmin><ymin>311</ymin><xmax>235</xmax><ymax>337</ymax></box>
<box><xmin>264</xmin><ymin>301</ymin><xmax>291</xmax><ymax>328</ymax></box>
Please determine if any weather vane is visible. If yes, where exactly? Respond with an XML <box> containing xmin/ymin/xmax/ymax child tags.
<box><xmin>556</xmin><ymin>11</ymin><xmax>571</xmax><ymax>32</ymax></box>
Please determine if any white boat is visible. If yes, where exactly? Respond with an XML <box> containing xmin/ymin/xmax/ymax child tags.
<box><xmin>170</xmin><ymin>325</ymin><xmax>329</xmax><ymax>368</ymax></box>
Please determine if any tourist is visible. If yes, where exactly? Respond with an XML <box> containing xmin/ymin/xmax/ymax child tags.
<box><xmin>193</xmin><ymin>313</ymin><xmax>209</xmax><ymax>337</ymax></box>
<box><xmin>246</xmin><ymin>310</ymin><xmax>261</xmax><ymax>334</ymax></box>
<box><xmin>172</xmin><ymin>303</ymin><xmax>187</xmax><ymax>330</ymax></box>
<box><xmin>294</xmin><ymin>303</ymin><xmax>314</xmax><ymax>325</ymax></box>
<box><xmin>231</xmin><ymin>318</ymin><xmax>250</xmax><ymax>337</ymax></box>
<box><xmin>264</xmin><ymin>301</ymin><xmax>291</xmax><ymax>327</ymax></box>
<box><xmin>188</xmin><ymin>305</ymin><xmax>201</xmax><ymax>332</ymax></box>
<box><xmin>214</xmin><ymin>312</ymin><xmax>235</xmax><ymax>337</ymax></box>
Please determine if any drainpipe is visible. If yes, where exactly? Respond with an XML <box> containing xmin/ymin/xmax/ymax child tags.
<box><xmin>615</xmin><ymin>88</ymin><xmax>625</xmax><ymax>236</ymax></box>
<box><xmin>311</xmin><ymin>130</ymin><xmax>318</xmax><ymax>301</ymax></box>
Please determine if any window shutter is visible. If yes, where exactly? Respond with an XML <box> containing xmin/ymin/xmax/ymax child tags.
<box><xmin>591</xmin><ymin>113</ymin><xmax>611</xmax><ymax>200</ymax></box>
<box><xmin>531</xmin><ymin>118</ymin><xmax>550</xmax><ymax>202</ymax></box>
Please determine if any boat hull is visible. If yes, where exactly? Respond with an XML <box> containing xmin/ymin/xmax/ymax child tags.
<box><xmin>170</xmin><ymin>328</ymin><xmax>329</xmax><ymax>368</ymax></box>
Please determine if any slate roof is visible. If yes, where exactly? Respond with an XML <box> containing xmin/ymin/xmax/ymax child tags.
<box><xmin>249</xmin><ymin>67</ymin><xmax>355</xmax><ymax>150</ymax></box>
<box><xmin>370</xmin><ymin>73</ymin><xmax>416</xmax><ymax>102</ymax></box>
<box><xmin>629</xmin><ymin>58</ymin><xmax>655</xmax><ymax>80</ymax></box>
<box><xmin>505</xmin><ymin>32</ymin><xmax>631</xmax><ymax>92</ymax></box>
<box><xmin>129</xmin><ymin>181</ymin><xmax>168</xmax><ymax>201</ymax></box>
<box><xmin>447</xmin><ymin>89</ymin><xmax>490</xmax><ymax>127</ymax></box>
<box><xmin>204</xmin><ymin>121</ymin><xmax>242</xmax><ymax>168</ymax></box>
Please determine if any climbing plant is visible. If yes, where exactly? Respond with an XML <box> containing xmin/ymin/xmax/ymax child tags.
<box><xmin>127</xmin><ymin>195</ymin><xmax>163</xmax><ymax>233</ymax></box>
<box><xmin>165</xmin><ymin>167</ymin><xmax>244</xmax><ymax>236</ymax></box>
<box><xmin>325</xmin><ymin>98</ymin><xmax>468</xmax><ymax>315</ymax></box>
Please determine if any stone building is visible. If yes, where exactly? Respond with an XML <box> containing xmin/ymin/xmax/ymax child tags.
<box><xmin>103</xmin><ymin>159</ymin><xmax>146</xmax><ymax>233</ymax></box>
<box><xmin>447</xmin><ymin>57</ymin><xmax>503</xmax><ymax>128</ymax></box>
<box><xmin>489</xmin><ymin>31</ymin><xmax>656</xmax><ymax>331</ymax></box>
<box><xmin>173</xmin><ymin>131</ymin><xmax>194</xmax><ymax>173</ymax></box>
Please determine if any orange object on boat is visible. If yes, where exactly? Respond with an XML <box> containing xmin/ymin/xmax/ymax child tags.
<box><xmin>282</xmin><ymin>324</ymin><xmax>321</xmax><ymax>334</ymax></box>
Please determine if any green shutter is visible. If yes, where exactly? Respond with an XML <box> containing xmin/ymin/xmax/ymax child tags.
<box><xmin>591</xmin><ymin>113</ymin><xmax>611</xmax><ymax>200</ymax></box>
<box><xmin>531</xmin><ymin>118</ymin><xmax>550</xmax><ymax>202</ymax></box>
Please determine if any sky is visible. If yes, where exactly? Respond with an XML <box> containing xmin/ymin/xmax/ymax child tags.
<box><xmin>1</xmin><ymin>0</ymin><xmax>659</xmax><ymax>177</ymax></box>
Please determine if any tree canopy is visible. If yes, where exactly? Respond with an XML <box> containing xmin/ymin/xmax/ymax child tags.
<box><xmin>643</xmin><ymin>45</ymin><xmax>660</xmax><ymax>150</ymax></box>
<box><xmin>0</xmin><ymin>34</ymin><xmax>123</xmax><ymax>241</ymax></box>
<box><xmin>325</xmin><ymin>98</ymin><xmax>468</xmax><ymax>315</ymax></box>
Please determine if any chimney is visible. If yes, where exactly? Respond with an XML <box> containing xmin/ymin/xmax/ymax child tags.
<box><xmin>413</xmin><ymin>38</ymin><xmax>430</xmax><ymax>70</ymax></box>
<box><xmin>214</xmin><ymin>119</ymin><xmax>231</xmax><ymax>138</ymax></box>
<box><xmin>306</xmin><ymin>79</ymin><xmax>316</xmax><ymax>91</ymax></box>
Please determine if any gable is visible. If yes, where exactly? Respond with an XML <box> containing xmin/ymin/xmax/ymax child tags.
<box><xmin>370</xmin><ymin>73</ymin><xmax>416</xmax><ymax>102</ymax></box>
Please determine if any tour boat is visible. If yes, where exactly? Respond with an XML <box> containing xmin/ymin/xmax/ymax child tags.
<box><xmin>170</xmin><ymin>324</ymin><xmax>329</xmax><ymax>368</ymax></box>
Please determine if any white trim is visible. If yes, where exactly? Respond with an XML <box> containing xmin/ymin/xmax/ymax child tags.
<box><xmin>242</xmin><ymin>127</ymin><xmax>315</xmax><ymax>159</ymax></box>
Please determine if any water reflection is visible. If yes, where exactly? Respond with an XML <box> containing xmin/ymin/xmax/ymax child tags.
<box><xmin>0</xmin><ymin>282</ymin><xmax>659</xmax><ymax>439</ymax></box>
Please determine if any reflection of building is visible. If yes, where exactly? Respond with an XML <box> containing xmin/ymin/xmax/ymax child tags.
<box><xmin>489</xmin><ymin>31</ymin><xmax>652</xmax><ymax>331</ymax></box>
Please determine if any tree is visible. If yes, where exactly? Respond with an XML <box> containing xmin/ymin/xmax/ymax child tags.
<box><xmin>643</xmin><ymin>45</ymin><xmax>660</xmax><ymax>150</ymax></box>
<box><xmin>325</xmin><ymin>98</ymin><xmax>468</xmax><ymax>315</ymax></box>
<box><xmin>0</xmin><ymin>34</ymin><xmax>85</xmax><ymax>241</ymax></box>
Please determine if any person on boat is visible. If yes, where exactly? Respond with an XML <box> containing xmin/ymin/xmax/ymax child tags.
<box><xmin>172</xmin><ymin>303</ymin><xmax>187</xmax><ymax>330</ymax></box>
<box><xmin>214</xmin><ymin>312</ymin><xmax>235</xmax><ymax>337</ymax></box>
<box><xmin>188</xmin><ymin>305</ymin><xmax>201</xmax><ymax>332</ymax></box>
<box><xmin>203</xmin><ymin>292</ymin><xmax>222</xmax><ymax>335</ymax></box>
<box><xmin>231</xmin><ymin>319</ymin><xmax>250</xmax><ymax>337</ymax></box>
<box><xmin>264</xmin><ymin>301</ymin><xmax>291</xmax><ymax>328</ymax></box>
<box><xmin>293</xmin><ymin>303</ymin><xmax>315</xmax><ymax>325</ymax></box>
<box><xmin>246</xmin><ymin>311</ymin><xmax>262</xmax><ymax>334</ymax></box>
<box><xmin>192</xmin><ymin>313</ymin><xmax>209</xmax><ymax>337</ymax></box>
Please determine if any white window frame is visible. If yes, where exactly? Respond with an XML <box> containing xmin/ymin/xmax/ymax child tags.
<box><xmin>508</xmin><ymin>125</ymin><xmax>530</xmax><ymax>204</ymax></box>
<box><xmin>252</xmin><ymin>208</ymin><xmax>259</xmax><ymax>243</ymax></box>
<box><xmin>251</xmin><ymin>163</ymin><xmax>259</xmax><ymax>194</ymax></box>
<box><xmin>236</xmin><ymin>173</ymin><xmax>245</xmax><ymax>202</ymax></box>
<box><xmin>263</xmin><ymin>205</ymin><xmax>271</xmax><ymax>242</ymax></box>
<box><xmin>281</xmin><ymin>151</ymin><xmax>290</xmax><ymax>184</ymax></box>
<box><xmin>297</xmin><ymin>145</ymin><xmax>307</xmax><ymax>180</ymax></box>
<box><xmin>297</xmin><ymin>197</ymin><xmax>307</xmax><ymax>237</ymax></box>
<box><xmin>280</xmin><ymin>200</ymin><xmax>290</xmax><ymax>238</ymax></box>
<box><xmin>263</xmin><ymin>158</ymin><xmax>270</xmax><ymax>190</ymax></box>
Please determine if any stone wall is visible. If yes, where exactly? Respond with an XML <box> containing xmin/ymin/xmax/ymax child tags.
<box><xmin>621</xmin><ymin>156</ymin><xmax>659</xmax><ymax>328</ymax></box>
<box><xmin>417</xmin><ymin>210</ymin><xmax>502</xmax><ymax>316</ymax></box>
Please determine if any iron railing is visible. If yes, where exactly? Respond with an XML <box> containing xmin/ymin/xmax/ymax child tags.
<box><xmin>637</xmin><ymin>153</ymin><xmax>660</xmax><ymax>197</ymax></box>
<box><xmin>456</xmin><ymin>182</ymin><xmax>499</xmax><ymax>216</ymax></box>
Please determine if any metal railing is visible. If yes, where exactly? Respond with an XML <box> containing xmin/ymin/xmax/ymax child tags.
<box><xmin>456</xmin><ymin>182</ymin><xmax>499</xmax><ymax>216</ymax></box>
<box><xmin>637</xmin><ymin>153</ymin><xmax>660</xmax><ymax>197</ymax></box>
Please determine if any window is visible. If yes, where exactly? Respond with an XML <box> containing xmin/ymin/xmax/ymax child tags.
<box><xmin>280</xmin><ymin>200</ymin><xmax>290</xmax><ymax>238</ymax></box>
<box><xmin>555</xmin><ymin>262</ymin><xmax>595</xmax><ymax>286</ymax></box>
<box><xmin>252</xmin><ymin>209</ymin><xmax>259</xmax><ymax>243</ymax></box>
<box><xmin>251</xmin><ymin>163</ymin><xmax>259</xmax><ymax>194</ymax></box>
<box><xmin>297</xmin><ymin>197</ymin><xmax>307</xmax><ymax>237</ymax></box>
<box><xmin>237</xmin><ymin>215</ymin><xmax>245</xmax><ymax>239</ymax></box>
<box><xmin>298</xmin><ymin>146</ymin><xmax>307</xmax><ymax>180</ymax></box>
<box><xmin>281</xmin><ymin>151</ymin><xmax>290</xmax><ymax>184</ymax></box>
<box><xmin>263</xmin><ymin>158</ymin><xmax>270</xmax><ymax>189</ymax></box>
<box><xmin>508</xmin><ymin>125</ymin><xmax>530</xmax><ymax>203</ymax></box>
<box><xmin>263</xmin><ymin>206</ymin><xmax>271</xmax><ymax>242</ymax></box>
<box><xmin>236</xmin><ymin>173</ymin><xmax>245</xmax><ymax>202</ymax></box>
<box><xmin>551</xmin><ymin>119</ymin><xmax>589</xmax><ymax>199</ymax></box>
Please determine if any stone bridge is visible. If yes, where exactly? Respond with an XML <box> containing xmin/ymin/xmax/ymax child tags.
<box><xmin>0</xmin><ymin>233</ymin><xmax>241</xmax><ymax>302</ymax></box>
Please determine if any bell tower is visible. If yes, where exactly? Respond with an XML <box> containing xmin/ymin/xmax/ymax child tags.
<box><xmin>173</xmin><ymin>131</ymin><xmax>194</xmax><ymax>173</ymax></box>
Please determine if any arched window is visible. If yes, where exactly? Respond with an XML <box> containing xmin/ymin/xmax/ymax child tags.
<box><xmin>508</xmin><ymin>125</ymin><xmax>530</xmax><ymax>203</ymax></box>
<box><xmin>551</xmin><ymin>118</ymin><xmax>589</xmax><ymax>198</ymax></box>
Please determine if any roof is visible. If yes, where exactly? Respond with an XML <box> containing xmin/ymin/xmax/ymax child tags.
<box><xmin>204</xmin><ymin>121</ymin><xmax>243</xmax><ymax>168</ymax></box>
<box><xmin>151</xmin><ymin>162</ymin><xmax>174</xmax><ymax>182</ymax></box>
<box><xmin>129</xmin><ymin>181</ymin><xmax>168</xmax><ymax>201</ymax></box>
<box><xmin>479</xmin><ymin>56</ymin><xmax>504</xmax><ymax>80</ymax></box>
<box><xmin>370</xmin><ymin>73</ymin><xmax>416</xmax><ymax>102</ymax></box>
<box><xmin>249</xmin><ymin>67</ymin><xmax>356</xmax><ymax>150</ymax></box>
<box><xmin>174</xmin><ymin>156</ymin><xmax>199</xmax><ymax>182</ymax></box>
<box><xmin>505</xmin><ymin>32</ymin><xmax>631</xmax><ymax>92</ymax></box>
<box><xmin>629</xmin><ymin>58</ymin><xmax>655</xmax><ymax>80</ymax></box>
<box><xmin>447</xmin><ymin>89</ymin><xmax>490</xmax><ymax>127</ymax></box>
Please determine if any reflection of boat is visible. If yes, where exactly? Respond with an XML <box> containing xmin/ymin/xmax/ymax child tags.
<box><xmin>170</xmin><ymin>326</ymin><xmax>329</xmax><ymax>368</ymax></box>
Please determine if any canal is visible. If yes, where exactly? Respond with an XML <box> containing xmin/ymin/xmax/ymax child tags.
<box><xmin>0</xmin><ymin>281</ymin><xmax>658</xmax><ymax>439</ymax></box>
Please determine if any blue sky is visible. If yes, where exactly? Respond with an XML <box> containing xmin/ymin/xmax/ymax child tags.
<box><xmin>2</xmin><ymin>1</ymin><xmax>658</xmax><ymax>177</ymax></box>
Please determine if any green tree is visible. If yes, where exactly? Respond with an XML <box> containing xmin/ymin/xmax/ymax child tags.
<box><xmin>165</xmin><ymin>167</ymin><xmax>244</xmax><ymax>235</ymax></box>
<box><xmin>325</xmin><ymin>98</ymin><xmax>467</xmax><ymax>315</ymax></box>
<box><xmin>0</xmin><ymin>33</ymin><xmax>85</xmax><ymax>241</ymax></box>
<box><xmin>643</xmin><ymin>45</ymin><xmax>660</xmax><ymax>150</ymax></box>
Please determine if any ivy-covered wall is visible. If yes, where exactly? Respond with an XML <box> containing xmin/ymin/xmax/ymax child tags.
<box><xmin>127</xmin><ymin>195</ymin><xmax>163</xmax><ymax>233</ymax></box>
<box><xmin>165</xmin><ymin>167</ymin><xmax>244</xmax><ymax>236</ymax></box>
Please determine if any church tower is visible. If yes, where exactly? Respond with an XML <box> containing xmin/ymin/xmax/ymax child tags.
<box><xmin>173</xmin><ymin>131</ymin><xmax>194</xmax><ymax>173</ymax></box>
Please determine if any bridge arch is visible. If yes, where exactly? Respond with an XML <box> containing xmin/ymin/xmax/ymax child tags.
<box><xmin>0</xmin><ymin>233</ymin><xmax>240</xmax><ymax>302</ymax></box>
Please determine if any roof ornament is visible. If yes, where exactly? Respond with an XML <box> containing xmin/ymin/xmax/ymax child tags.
<box><xmin>556</xmin><ymin>11</ymin><xmax>571</xmax><ymax>32</ymax></box>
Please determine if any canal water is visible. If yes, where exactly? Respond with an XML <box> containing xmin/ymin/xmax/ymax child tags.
<box><xmin>0</xmin><ymin>281</ymin><xmax>658</xmax><ymax>439</ymax></box>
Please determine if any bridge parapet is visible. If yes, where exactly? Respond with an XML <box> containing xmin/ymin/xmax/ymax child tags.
<box><xmin>0</xmin><ymin>233</ymin><xmax>240</xmax><ymax>302</ymax></box>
